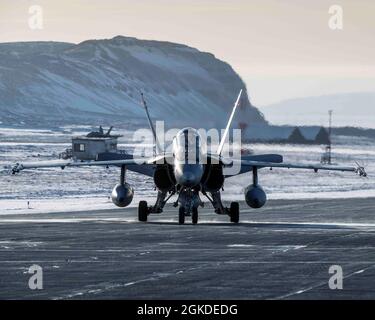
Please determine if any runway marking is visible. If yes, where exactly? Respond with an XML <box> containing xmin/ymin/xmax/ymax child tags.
<box><xmin>227</xmin><ymin>244</ymin><xmax>307</xmax><ymax>249</ymax></box>
<box><xmin>228</xmin><ymin>244</ymin><xmax>254</xmax><ymax>248</ymax></box>
<box><xmin>53</xmin><ymin>278</ymin><xmax>150</xmax><ymax>299</ymax></box>
<box><xmin>354</xmin><ymin>269</ymin><xmax>365</xmax><ymax>274</ymax></box>
<box><xmin>0</xmin><ymin>240</ymin><xmax>43</xmax><ymax>246</ymax></box>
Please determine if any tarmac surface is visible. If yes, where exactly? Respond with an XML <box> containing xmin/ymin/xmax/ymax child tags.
<box><xmin>1</xmin><ymin>197</ymin><xmax>375</xmax><ymax>299</ymax></box>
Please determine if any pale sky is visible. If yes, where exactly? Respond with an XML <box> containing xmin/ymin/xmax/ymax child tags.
<box><xmin>1</xmin><ymin>0</ymin><xmax>374</xmax><ymax>106</ymax></box>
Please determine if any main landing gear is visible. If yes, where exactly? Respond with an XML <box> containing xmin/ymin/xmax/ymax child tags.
<box><xmin>203</xmin><ymin>190</ymin><xmax>240</xmax><ymax>223</ymax></box>
<box><xmin>137</xmin><ymin>190</ymin><xmax>240</xmax><ymax>224</ymax></box>
<box><xmin>229</xmin><ymin>201</ymin><xmax>239</xmax><ymax>223</ymax></box>
<box><xmin>138</xmin><ymin>200</ymin><xmax>149</xmax><ymax>222</ymax></box>
<box><xmin>137</xmin><ymin>189</ymin><xmax>175</xmax><ymax>222</ymax></box>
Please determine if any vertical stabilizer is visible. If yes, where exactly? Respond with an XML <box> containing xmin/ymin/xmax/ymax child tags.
<box><xmin>217</xmin><ymin>89</ymin><xmax>243</xmax><ymax>156</ymax></box>
<box><xmin>140</xmin><ymin>92</ymin><xmax>162</xmax><ymax>155</ymax></box>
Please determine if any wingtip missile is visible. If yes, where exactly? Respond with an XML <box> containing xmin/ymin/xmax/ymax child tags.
<box><xmin>355</xmin><ymin>162</ymin><xmax>367</xmax><ymax>177</ymax></box>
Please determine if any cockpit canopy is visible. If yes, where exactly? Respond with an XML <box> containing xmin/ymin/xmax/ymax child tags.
<box><xmin>173</xmin><ymin>127</ymin><xmax>206</xmax><ymax>163</ymax></box>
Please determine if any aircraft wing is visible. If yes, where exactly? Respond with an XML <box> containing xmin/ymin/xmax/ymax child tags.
<box><xmin>229</xmin><ymin>159</ymin><xmax>367</xmax><ymax>177</ymax></box>
<box><xmin>5</xmin><ymin>158</ymin><xmax>154</xmax><ymax>174</ymax></box>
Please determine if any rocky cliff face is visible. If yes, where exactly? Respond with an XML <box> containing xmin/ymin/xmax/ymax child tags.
<box><xmin>0</xmin><ymin>36</ymin><xmax>266</xmax><ymax>130</ymax></box>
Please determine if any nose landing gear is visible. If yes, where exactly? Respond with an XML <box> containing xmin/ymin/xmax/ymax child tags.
<box><xmin>192</xmin><ymin>207</ymin><xmax>198</xmax><ymax>224</ymax></box>
<box><xmin>178</xmin><ymin>206</ymin><xmax>199</xmax><ymax>225</ymax></box>
<box><xmin>178</xmin><ymin>206</ymin><xmax>186</xmax><ymax>224</ymax></box>
<box><xmin>177</xmin><ymin>188</ymin><xmax>202</xmax><ymax>224</ymax></box>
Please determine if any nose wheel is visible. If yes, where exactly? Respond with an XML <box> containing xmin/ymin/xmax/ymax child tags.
<box><xmin>178</xmin><ymin>206</ymin><xmax>199</xmax><ymax>224</ymax></box>
<box><xmin>192</xmin><ymin>207</ymin><xmax>198</xmax><ymax>224</ymax></box>
<box><xmin>178</xmin><ymin>206</ymin><xmax>185</xmax><ymax>224</ymax></box>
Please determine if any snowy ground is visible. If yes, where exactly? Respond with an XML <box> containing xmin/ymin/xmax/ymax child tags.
<box><xmin>0</xmin><ymin>125</ymin><xmax>374</xmax><ymax>215</ymax></box>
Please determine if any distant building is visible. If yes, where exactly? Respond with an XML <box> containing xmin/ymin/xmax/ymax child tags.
<box><xmin>72</xmin><ymin>126</ymin><xmax>122</xmax><ymax>160</ymax></box>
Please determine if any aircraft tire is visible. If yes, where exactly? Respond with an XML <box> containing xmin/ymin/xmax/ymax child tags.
<box><xmin>138</xmin><ymin>201</ymin><xmax>148</xmax><ymax>222</ymax></box>
<box><xmin>179</xmin><ymin>206</ymin><xmax>185</xmax><ymax>224</ymax></box>
<box><xmin>192</xmin><ymin>207</ymin><xmax>198</xmax><ymax>224</ymax></box>
<box><xmin>230</xmin><ymin>202</ymin><xmax>239</xmax><ymax>223</ymax></box>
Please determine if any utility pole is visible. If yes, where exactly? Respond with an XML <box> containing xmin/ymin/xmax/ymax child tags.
<box><xmin>327</xmin><ymin>110</ymin><xmax>333</xmax><ymax>164</ymax></box>
<box><xmin>321</xmin><ymin>109</ymin><xmax>333</xmax><ymax>164</ymax></box>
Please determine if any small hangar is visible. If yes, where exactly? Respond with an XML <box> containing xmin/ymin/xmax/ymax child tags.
<box><xmin>72</xmin><ymin>126</ymin><xmax>122</xmax><ymax>160</ymax></box>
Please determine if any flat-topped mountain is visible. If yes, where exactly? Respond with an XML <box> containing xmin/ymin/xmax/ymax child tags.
<box><xmin>0</xmin><ymin>36</ymin><xmax>266</xmax><ymax>130</ymax></box>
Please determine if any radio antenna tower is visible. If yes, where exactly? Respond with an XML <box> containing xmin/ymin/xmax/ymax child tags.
<box><xmin>321</xmin><ymin>110</ymin><xmax>333</xmax><ymax>164</ymax></box>
<box><xmin>328</xmin><ymin>110</ymin><xmax>333</xmax><ymax>164</ymax></box>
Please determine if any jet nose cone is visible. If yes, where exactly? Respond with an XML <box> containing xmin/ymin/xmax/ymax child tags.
<box><xmin>180</xmin><ymin>172</ymin><xmax>196</xmax><ymax>187</ymax></box>
<box><xmin>174</xmin><ymin>164</ymin><xmax>204</xmax><ymax>188</ymax></box>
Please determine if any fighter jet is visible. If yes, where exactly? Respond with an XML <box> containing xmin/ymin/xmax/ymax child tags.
<box><xmin>6</xmin><ymin>90</ymin><xmax>367</xmax><ymax>224</ymax></box>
